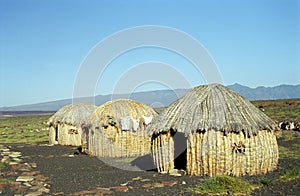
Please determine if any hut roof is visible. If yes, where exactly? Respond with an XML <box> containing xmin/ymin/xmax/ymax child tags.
<box><xmin>148</xmin><ymin>84</ymin><xmax>276</xmax><ymax>137</ymax></box>
<box><xmin>84</xmin><ymin>99</ymin><xmax>157</xmax><ymax>132</ymax></box>
<box><xmin>48</xmin><ymin>103</ymin><xmax>97</xmax><ymax>126</ymax></box>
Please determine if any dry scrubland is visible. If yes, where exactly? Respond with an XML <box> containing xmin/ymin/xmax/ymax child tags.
<box><xmin>0</xmin><ymin>98</ymin><xmax>299</xmax><ymax>195</ymax></box>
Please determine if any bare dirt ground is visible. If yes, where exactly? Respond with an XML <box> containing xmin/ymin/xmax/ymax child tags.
<box><xmin>1</xmin><ymin>133</ymin><xmax>299</xmax><ymax>195</ymax></box>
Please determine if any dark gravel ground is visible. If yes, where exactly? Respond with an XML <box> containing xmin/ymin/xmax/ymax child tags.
<box><xmin>3</xmin><ymin>135</ymin><xmax>300</xmax><ymax>195</ymax></box>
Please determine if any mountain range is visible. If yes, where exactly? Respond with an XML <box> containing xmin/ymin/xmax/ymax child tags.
<box><xmin>1</xmin><ymin>83</ymin><xmax>299</xmax><ymax>112</ymax></box>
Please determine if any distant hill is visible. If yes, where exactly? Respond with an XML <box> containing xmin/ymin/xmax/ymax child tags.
<box><xmin>227</xmin><ymin>83</ymin><xmax>300</xmax><ymax>100</ymax></box>
<box><xmin>1</xmin><ymin>84</ymin><xmax>299</xmax><ymax>112</ymax></box>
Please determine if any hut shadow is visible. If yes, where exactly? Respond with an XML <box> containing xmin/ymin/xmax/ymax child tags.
<box><xmin>173</xmin><ymin>132</ymin><xmax>187</xmax><ymax>170</ymax></box>
<box><xmin>131</xmin><ymin>154</ymin><xmax>157</xmax><ymax>172</ymax></box>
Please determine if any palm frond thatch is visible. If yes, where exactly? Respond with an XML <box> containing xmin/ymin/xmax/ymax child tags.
<box><xmin>148</xmin><ymin>84</ymin><xmax>276</xmax><ymax>137</ymax></box>
<box><xmin>48</xmin><ymin>103</ymin><xmax>97</xmax><ymax>126</ymax></box>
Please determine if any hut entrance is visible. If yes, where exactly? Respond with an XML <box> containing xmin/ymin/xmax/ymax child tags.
<box><xmin>173</xmin><ymin>132</ymin><xmax>187</xmax><ymax>170</ymax></box>
<box><xmin>55</xmin><ymin>126</ymin><xmax>58</xmax><ymax>142</ymax></box>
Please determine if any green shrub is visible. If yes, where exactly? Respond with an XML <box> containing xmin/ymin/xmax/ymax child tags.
<box><xmin>280</xmin><ymin>168</ymin><xmax>300</xmax><ymax>182</ymax></box>
<box><xmin>186</xmin><ymin>176</ymin><xmax>253</xmax><ymax>195</ymax></box>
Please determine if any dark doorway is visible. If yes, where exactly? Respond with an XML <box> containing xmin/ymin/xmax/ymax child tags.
<box><xmin>173</xmin><ymin>132</ymin><xmax>187</xmax><ymax>170</ymax></box>
<box><xmin>55</xmin><ymin>126</ymin><xmax>58</xmax><ymax>141</ymax></box>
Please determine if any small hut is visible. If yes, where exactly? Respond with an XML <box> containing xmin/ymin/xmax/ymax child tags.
<box><xmin>83</xmin><ymin>99</ymin><xmax>157</xmax><ymax>157</ymax></box>
<box><xmin>148</xmin><ymin>84</ymin><xmax>279</xmax><ymax>176</ymax></box>
<box><xmin>48</xmin><ymin>103</ymin><xmax>97</xmax><ymax>146</ymax></box>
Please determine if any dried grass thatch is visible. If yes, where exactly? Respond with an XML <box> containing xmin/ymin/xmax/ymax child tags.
<box><xmin>148</xmin><ymin>84</ymin><xmax>279</xmax><ymax>176</ymax></box>
<box><xmin>148</xmin><ymin>84</ymin><xmax>276</xmax><ymax>137</ymax></box>
<box><xmin>48</xmin><ymin>103</ymin><xmax>97</xmax><ymax>126</ymax></box>
<box><xmin>48</xmin><ymin>103</ymin><xmax>97</xmax><ymax>146</ymax></box>
<box><xmin>83</xmin><ymin>99</ymin><xmax>158</xmax><ymax>157</ymax></box>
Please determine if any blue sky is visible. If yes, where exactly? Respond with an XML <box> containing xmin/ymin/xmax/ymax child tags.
<box><xmin>0</xmin><ymin>0</ymin><xmax>299</xmax><ymax>107</ymax></box>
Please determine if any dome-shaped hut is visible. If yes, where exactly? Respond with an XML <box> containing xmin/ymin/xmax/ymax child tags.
<box><xmin>48</xmin><ymin>103</ymin><xmax>97</xmax><ymax>146</ymax></box>
<box><xmin>83</xmin><ymin>99</ymin><xmax>157</xmax><ymax>157</ymax></box>
<box><xmin>148</xmin><ymin>84</ymin><xmax>279</xmax><ymax>176</ymax></box>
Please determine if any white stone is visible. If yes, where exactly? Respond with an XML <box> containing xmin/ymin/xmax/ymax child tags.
<box><xmin>25</xmin><ymin>192</ymin><xmax>43</xmax><ymax>196</ymax></box>
<box><xmin>23</xmin><ymin>182</ymin><xmax>32</xmax><ymax>187</ymax></box>
<box><xmin>16</xmin><ymin>176</ymin><xmax>35</xmax><ymax>182</ymax></box>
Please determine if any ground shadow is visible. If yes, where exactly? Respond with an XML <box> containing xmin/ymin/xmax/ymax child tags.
<box><xmin>131</xmin><ymin>154</ymin><xmax>157</xmax><ymax>171</ymax></box>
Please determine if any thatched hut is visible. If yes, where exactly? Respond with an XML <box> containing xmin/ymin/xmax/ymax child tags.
<box><xmin>48</xmin><ymin>103</ymin><xmax>97</xmax><ymax>146</ymax></box>
<box><xmin>82</xmin><ymin>99</ymin><xmax>157</xmax><ymax>158</ymax></box>
<box><xmin>148</xmin><ymin>84</ymin><xmax>279</xmax><ymax>176</ymax></box>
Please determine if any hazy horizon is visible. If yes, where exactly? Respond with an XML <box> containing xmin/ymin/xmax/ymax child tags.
<box><xmin>1</xmin><ymin>83</ymin><xmax>300</xmax><ymax>108</ymax></box>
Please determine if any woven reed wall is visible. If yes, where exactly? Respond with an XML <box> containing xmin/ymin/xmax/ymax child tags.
<box><xmin>49</xmin><ymin>123</ymin><xmax>82</xmax><ymax>146</ymax></box>
<box><xmin>49</xmin><ymin>126</ymin><xmax>56</xmax><ymax>145</ymax></box>
<box><xmin>87</xmin><ymin>125</ymin><xmax>151</xmax><ymax>157</ymax></box>
<box><xmin>151</xmin><ymin>129</ymin><xmax>278</xmax><ymax>176</ymax></box>
<box><xmin>151</xmin><ymin>132</ymin><xmax>174</xmax><ymax>173</ymax></box>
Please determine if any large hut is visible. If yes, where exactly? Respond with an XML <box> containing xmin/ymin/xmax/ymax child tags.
<box><xmin>83</xmin><ymin>99</ymin><xmax>157</xmax><ymax>157</ymax></box>
<box><xmin>148</xmin><ymin>84</ymin><xmax>279</xmax><ymax>177</ymax></box>
<box><xmin>48</xmin><ymin>103</ymin><xmax>97</xmax><ymax>146</ymax></box>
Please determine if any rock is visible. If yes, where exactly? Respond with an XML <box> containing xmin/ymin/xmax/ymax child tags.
<box><xmin>10</xmin><ymin>184</ymin><xmax>28</xmax><ymax>194</ymax></box>
<box><xmin>132</xmin><ymin>176</ymin><xmax>142</xmax><ymax>181</ymax></box>
<box><xmin>52</xmin><ymin>192</ymin><xmax>64</xmax><ymax>195</ymax></box>
<box><xmin>9</xmin><ymin>181</ymin><xmax>21</xmax><ymax>186</ymax></box>
<box><xmin>169</xmin><ymin>169</ymin><xmax>182</xmax><ymax>176</ymax></box>
<box><xmin>1</xmin><ymin>152</ymin><xmax>11</xmax><ymax>156</ymax></box>
<box><xmin>0</xmin><ymin>148</ymin><xmax>10</xmax><ymax>152</ymax></box>
<box><xmin>9</xmin><ymin>161</ymin><xmax>19</xmax><ymax>165</ymax></box>
<box><xmin>110</xmin><ymin>186</ymin><xmax>128</xmax><ymax>192</ymax></box>
<box><xmin>43</xmin><ymin>183</ymin><xmax>51</xmax><ymax>188</ymax></box>
<box><xmin>35</xmin><ymin>174</ymin><xmax>48</xmax><ymax>181</ymax></box>
<box><xmin>182</xmin><ymin>181</ymin><xmax>186</xmax><ymax>185</ymax></box>
<box><xmin>142</xmin><ymin>183</ymin><xmax>152</xmax><ymax>188</ymax></box>
<box><xmin>1</xmin><ymin>157</ymin><xmax>8</xmax><ymax>162</ymax></box>
<box><xmin>95</xmin><ymin>188</ymin><xmax>113</xmax><ymax>195</ymax></box>
<box><xmin>12</xmin><ymin>157</ymin><xmax>22</xmax><ymax>162</ymax></box>
<box><xmin>162</xmin><ymin>181</ymin><xmax>178</xmax><ymax>187</ymax></box>
<box><xmin>24</xmin><ymin>191</ymin><xmax>43</xmax><ymax>196</ymax></box>
<box><xmin>5</xmin><ymin>171</ymin><xmax>18</xmax><ymax>176</ymax></box>
<box><xmin>120</xmin><ymin>182</ymin><xmax>129</xmax><ymax>186</ymax></box>
<box><xmin>21</xmin><ymin>171</ymin><xmax>38</xmax><ymax>176</ymax></box>
<box><xmin>140</xmin><ymin>178</ymin><xmax>151</xmax><ymax>182</ymax></box>
<box><xmin>73</xmin><ymin>190</ymin><xmax>96</xmax><ymax>195</ymax></box>
<box><xmin>16</xmin><ymin>176</ymin><xmax>35</xmax><ymax>182</ymax></box>
<box><xmin>38</xmin><ymin>187</ymin><xmax>50</xmax><ymax>193</ymax></box>
<box><xmin>152</xmin><ymin>182</ymin><xmax>164</xmax><ymax>188</ymax></box>
<box><xmin>29</xmin><ymin>163</ymin><xmax>37</xmax><ymax>168</ymax></box>
<box><xmin>23</xmin><ymin>182</ymin><xmax>32</xmax><ymax>187</ymax></box>
<box><xmin>10</xmin><ymin>164</ymin><xmax>22</xmax><ymax>171</ymax></box>
<box><xmin>68</xmin><ymin>155</ymin><xmax>75</xmax><ymax>157</ymax></box>
<box><xmin>30</xmin><ymin>185</ymin><xmax>43</xmax><ymax>191</ymax></box>
<box><xmin>9</xmin><ymin>152</ymin><xmax>22</xmax><ymax>158</ymax></box>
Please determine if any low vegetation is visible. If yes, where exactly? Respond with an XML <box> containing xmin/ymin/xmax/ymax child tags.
<box><xmin>186</xmin><ymin>176</ymin><xmax>253</xmax><ymax>195</ymax></box>
<box><xmin>0</xmin><ymin>178</ymin><xmax>11</xmax><ymax>184</ymax></box>
<box><xmin>0</xmin><ymin>115</ymin><xmax>50</xmax><ymax>144</ymax></box>
<box><xmin>280</xmin><ymin>168</ymin><xmax>300</xmax><ymax>182</ymax></box>
<box><xmin>252</xmin><ymin>98</ymin><xmax>300</xmax><ymax>122</ymax></box>
<box><xmin>0</xmin><ymin>162</ymin><xmax>7</xmax><ymax>169</ymax></box>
